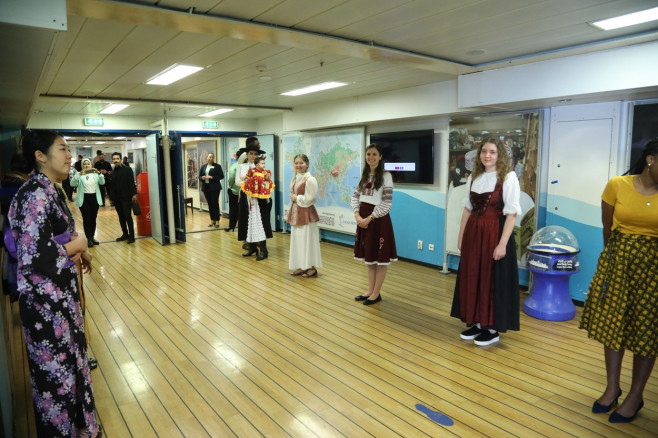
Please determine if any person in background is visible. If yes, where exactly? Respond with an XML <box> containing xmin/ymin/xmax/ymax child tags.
<box><xmin>199</xmin><ymin>152</ymin><xmax>224</xmax><ymax>228</ymax></box>
<box><xmin>580</xmin><ymin>138</ymin><xmax>658</xmax><ymax>423</ymax></box>
<box><xmin>74</xmin><ymin>154</ymin><xmax>84</xmax><ymax>172</ymax></box>
<box><xmin>110</xmin><ymin>152</ymin><xmax>137</xmax><ymax>243</ymax></box>
<box><xmin>351</xmin><ymin>143</ymin><xmax>397</xmax><ymax>305</ymax></box>
<box><xmin>71</xmin><ymin>159</ymin><xmax>105</xmax><ymax>247</ymax></box>
<box><xmin>8</xmin><ymin>130</ymin><xmax>100</xmax><ymax>437</ymax></box>
<box><xmin>236</xmin><ymin>137</ymin><xmax>272</xmax><ymax>253</ymax></box>
<box><xmin>225</xmin><ymin>149</ymin><xmax>241</xmax><ymax>232</ymax></box>
<box><xmin>450</xmin><ymin>138</ymin><xmax>521</xmax><ymax>346</ymax></box>
<box><xmin>122</xmin><ymin>156</ymin><xmax>130</xmax><ymax>167</ymax></box>
<box><xmin>240</xmin><ymin>156</ymin><xmax>274</xmax><ymax>260</ymax></box>
<box><xmin>2</xmin><ymin>153</ymin><xmax>30</xmax><ymax>185</ymax></box>
<box><xmin>287</xmin><ymin>154</ymin><xmax>322</xmax><ymax>277</ymax></box>
<box><xmin>93</xmin><ymin>153</ymin><xmax>112</xmax><ymax>207</ymax></box>
<box><xmin>92</xmin><ymin>149</ymin><xmax>102</xmax><ymax>166</ymax></box>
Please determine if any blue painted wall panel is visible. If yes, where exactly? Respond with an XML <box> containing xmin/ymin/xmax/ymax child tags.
<box><xmin>544</xmin><ymin>212</ymin><xmax>603</xmax><ymax>302</ymax></box>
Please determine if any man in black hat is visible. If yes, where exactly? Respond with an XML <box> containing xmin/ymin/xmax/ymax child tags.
<box><xmin>236</xmin><ymin>137</ymin><xmax>272</xmax><ymax>260</ymax></box>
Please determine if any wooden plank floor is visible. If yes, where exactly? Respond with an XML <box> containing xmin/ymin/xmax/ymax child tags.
<box><xmin>10</xmin><ymin>199</ymin><xmax>658</xmax><ymax>437</ymax></box>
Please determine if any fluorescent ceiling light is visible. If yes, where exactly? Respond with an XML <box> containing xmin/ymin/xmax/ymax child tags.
<box><xmin>113</xmin><ymin>136</ymin><xmax>126</xmax><ymax>140</ymax></box>
<box><xmin>590</xmin><ymin>6</ymin><xmax>658</xmax><ymax>30</ymax></box>
<box><xmin>198</xmin><ymin>109</ymin><xmax>234</xmax><ymax>117</ymax></box>
<box><xmin>281</xmin><ymin>81</ymin><xmax>348</xmax><ymax>96</ymax></box>
<box><xmin>146</xmin><ymin>64</ymin><xmax>204</xmax><ymax>85</ymax></box>
<box><xmin>99</xmin><ymin>103</ymin><xmax>129</xmax><ymax>114</ymax></box>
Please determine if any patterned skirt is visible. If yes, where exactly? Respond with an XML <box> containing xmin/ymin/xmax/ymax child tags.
<box><xmin>579</xmin><ymin>229</ymin><xmax>658</xmax><ymax>357</ymax></box>
<box><xmin>354</xmin><ymin>203</ymin><xmax>397</xmax><ymax>265</ymax></box>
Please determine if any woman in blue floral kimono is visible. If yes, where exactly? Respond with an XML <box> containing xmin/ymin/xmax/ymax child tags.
<box><xmin>9</xmin><ymin>130</ymin><xmax>100</xmax><ymax>437</ymax></box>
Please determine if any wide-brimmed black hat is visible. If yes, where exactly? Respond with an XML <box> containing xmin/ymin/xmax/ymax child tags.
<box><xmin>236</xmin><ymin>143</ymin><xmax>266</xmax><ymax>157</ymax></box>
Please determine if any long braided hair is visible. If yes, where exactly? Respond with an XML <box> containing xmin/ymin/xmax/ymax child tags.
<box><xmin>357</xmin><ymin>144</ymin><xmax>384</xmax><ymax>191</ymax></box>
<box><xmin>624</xmin><ymin>138</ymin><xmax>658</xmax><ymax>175</ymax></box>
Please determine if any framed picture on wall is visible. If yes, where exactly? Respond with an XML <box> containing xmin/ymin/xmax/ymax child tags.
<box><xmin>187</xmin><ymin>148</ymin><xmax>198</xmax><ymax>189</ymax></box>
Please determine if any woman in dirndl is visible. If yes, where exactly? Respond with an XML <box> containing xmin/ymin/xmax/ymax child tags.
<box><xmin>351</xmin><ymin>143</ymin><xmax>397</xmax><ymax>305</ymax></box>
<box><xmin>450</xmin><ymin>138</ymin><xmax>521</xmax><ymax>347</ymax></box>
<box><xmin>580</xmin><ymin>138</ymin><xmax>658</xmax><ymax>423</ymax></box>
<box><xmin>287</xmin><ymin>154</ymin><xmax>322</xmax><ymax>277</ymax></box>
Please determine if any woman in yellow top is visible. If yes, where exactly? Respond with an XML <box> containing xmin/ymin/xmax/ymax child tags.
<box><xmin>580</xmin><ymin>138</ymin><xmax>658</xmax><ymax>423</ymax></box>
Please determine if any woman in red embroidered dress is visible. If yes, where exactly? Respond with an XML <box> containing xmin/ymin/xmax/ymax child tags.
<box><xmin>351</xmin><ymin>144</ymin><xmax>397</xmax><ymax>305</ymax></box>
<box><xmin>450</xmin><ymin>138</ymin><xmax>521</xmax><ymax>346</ymax></box>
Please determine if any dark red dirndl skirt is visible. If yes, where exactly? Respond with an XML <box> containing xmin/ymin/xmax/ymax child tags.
<box><xmin>354</xmin><ymin>203</ymin><xmax>397</xmax><ymax>265</ymax></box>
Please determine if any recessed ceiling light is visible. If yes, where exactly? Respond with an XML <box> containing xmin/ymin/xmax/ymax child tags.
<box><xmin>281</xmin><ymin>81</ymin><xmax>348</xmax><ymax>96</ymax></box>
<box><xmin>146</xmin><ymin>64</ymin><xmax>204</xmax><ymax>85</ymax></box>
<box><xmin>465</xmin><ymin>49</ymin><xmax>486</xmax><ymax>56</ymax></box>
<box><xmin>99</xmin><ymin>104</ymin><xmax>129</xmax><ymax>114</ymax></box>
<box><xmin>590</xmin><ymin>6</ymin><xmax>658</xmax><ymax>30</ymax></box>
<box><xmin>198</xmin><ymin>109</ymin><xmax>234</xmax><ymax>117</ymax></box>
<box><xmin>113</xmin><ymin>136</ymin><xmax>126</xmax><ymax>140</ymax></box>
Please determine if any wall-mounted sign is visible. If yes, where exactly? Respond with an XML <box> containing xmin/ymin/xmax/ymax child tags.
<box><xmin>202</xmin><ymin>120</ymin><xmax>219</xmax><ymax>129</ymax></box>
<box><xmin>84</xmin><ymin>117</ymin><xmax>104</xmax><ymax>126</ymax></box>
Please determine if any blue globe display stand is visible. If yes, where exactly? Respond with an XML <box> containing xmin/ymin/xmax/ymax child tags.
<box><xmin>523</xmin><ymin>226</ymin><xmax>580</xmax><ymax>321</ymax></box>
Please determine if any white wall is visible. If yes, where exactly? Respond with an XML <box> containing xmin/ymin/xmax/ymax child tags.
<box><xmin>458</xmin><ymin>40</ymin><xmax>658</xmax><ymax>108</ymax></box>
<box><xmin>282</xmin><ymin>81</ymin><xmax>462</xmax><ymax>131</ymax></box>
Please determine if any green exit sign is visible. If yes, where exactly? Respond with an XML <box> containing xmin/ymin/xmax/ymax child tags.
<box><xmin>83</xmin><ymin>117</ymin><xmax>104</xmax><ymax>126</ymax></box>
<box><xmin>202</xmin><ymin>120</ymin><xmax>219</xmax><ymax>129</ymax></box>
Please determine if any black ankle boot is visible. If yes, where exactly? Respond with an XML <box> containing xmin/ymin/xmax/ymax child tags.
<box><xmin>256</xmin><ymin>241</ymin><xmax>268</xmax><ymax>260</ymax></box>
<box><xmin>242</xmin><ymin>243</ymin><xmax>258</xmax><ymax>257</ymax></box>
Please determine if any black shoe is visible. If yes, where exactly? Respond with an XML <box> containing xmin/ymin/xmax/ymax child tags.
<box><xmin>363</xmin><ymin>295</ymin><xmax>382</xmax><ymax>305</ymax></box>
<box><xmin>225</xmin><ymin>227</ymin><xmax>235</xmax><ymax>232</ymax></box>
<box><xmin>354</xmin><ymin>295</ymin><xmax>369</xmax><ymax>301</ymax></box>
<box><xmin>474</xmin><ymin>330</ymin><xmax>499</xmax><ymax>346</ymax></box>
<box><xmin>92</xmin><ymin>239</ymin><xmax>100</xmax><ymax>245</ymax></box>
<box><xmin>460</xmin><ymin>325</ymin><xmax>483</xmax><ymax>340</ymax></box>
<box><xmin>88</xmin><ymin>241</ymin><xmax>95</xmax><ymax>248</ymax></box>
<box><xmin>592</xmin><ymin>389</ymin><xmax>622</xmax><ymax>414</ymax></box>
<box><xmin>242</xmin><ymin>243</ymin><xmax>258</xmax><ymax>257</ymax></box>
<box><xmin>609</xmin><ymin>401</ymin><xmax>643</xmax><ymax>423</ymax></box>
<box><xmin>89</xmin><ymin>358</ymin><xmax>98</xmax><ymax>370</ymax></box>
<box><xmin>256</xmin><ymin>241</ymin><xmax>268</xmax><ymax>261</ymax></box>
<box><xmin>127</xmin><ymin>236</ymin><xmax>135</xmax><ymax>244</ymax></box>
<box><xmin>116</xmin><ymin>235</ymin><xmax>128</xmax><ymax>241</ymax></box>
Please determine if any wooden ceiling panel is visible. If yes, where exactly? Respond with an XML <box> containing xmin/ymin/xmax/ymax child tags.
<box><xmin>331</xmin><ymin>0</ymin><xmax>479</xmax><ymax>43</ymax></box>
<box><xmin>206</xmin><ymin>0</ymin><xmax>285</xmax><ymax>21</ymax></box>
<box><xmin>181</xmin><ymin>38</ymin><xmax>258</xmax><ymax>69</ymax></box>
<box><xmin>160</xmin><ymin>43</ymin><xmax>296</xmax><ymax>102</ymax></box>
<box><xmin>38</xmin><ymin>15</ymin><xmax>85</xmax><ymax>94</ymax></box>
<box><xmin>98</xmin><ymin>32</ymin><xmax>220</xmax><ymax>98</ymax></box>
<box><xmin>252</xmin><ymin>0</ymin><xmax>347</xmax><ymax>28</ymax></box>
<box><xmin>294</xmin><ymin>0</ymin><xmax>409</xmax><ymax>34</ymax></box>
<box><xmin>157</xmin><ymin>0</ymin><xmax>224</xmax><ymax>15</ymax></box>
<box><xmin>47</xmin><ymin>18</ymin><xmax>135</xmax><ymax>95</ymax></box>
<box><xmin>77</xmin><ymin>25</ymin><xmax>182</xmax><ymax>96</ymax></box>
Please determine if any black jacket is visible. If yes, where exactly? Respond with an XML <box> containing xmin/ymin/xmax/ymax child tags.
<box><xmin>111</xmin><ymin>164</ymin><xmax>136</xmax><ymax>201</ymax></box>
<box><xmin>199</xmin><ymin>163</ymin><xmax>224</xmax><ymax>192</ymax></box>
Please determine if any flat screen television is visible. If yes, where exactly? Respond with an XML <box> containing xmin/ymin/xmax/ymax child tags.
<box><xmin>370</xmin><ymin>129</ymin><xmax>434</xmax><ymax>184</ymax></box>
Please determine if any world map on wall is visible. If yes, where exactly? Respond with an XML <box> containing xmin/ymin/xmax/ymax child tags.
<box><xmin>283</xmin><ymin>129</ymin><xmax>363</xmax><ymax>234</ymax></box>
